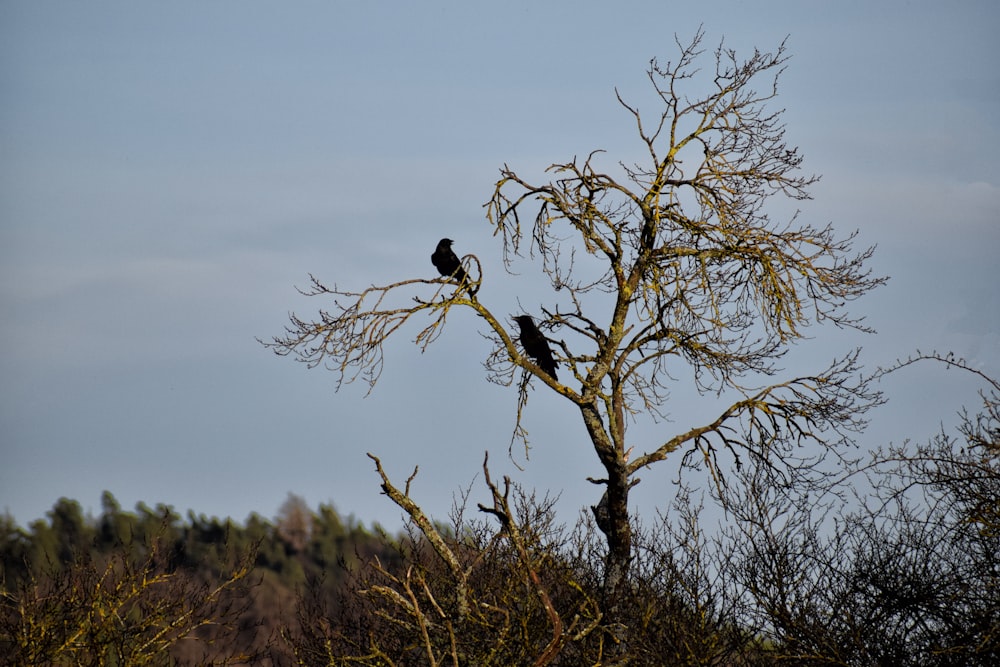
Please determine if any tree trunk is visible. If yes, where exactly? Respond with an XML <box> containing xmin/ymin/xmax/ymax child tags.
<box><xmin>582</xmin><ymin>396</ymin><xmax>634</xmax><ymax>656</ymax></box>
<box><xmin>602</xmin><ymin>462</ymin><xmax>632</xmax><ymax>657</ymax></box>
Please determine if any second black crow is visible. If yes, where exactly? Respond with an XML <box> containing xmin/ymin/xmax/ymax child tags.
<box><xmin>513</xmin><ymin>315</ymin><xmax>558</xmax><ymax>380</ymax></box>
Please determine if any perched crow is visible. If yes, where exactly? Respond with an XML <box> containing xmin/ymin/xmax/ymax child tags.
<box><xmin>431</xmin><ymin>238</ymin><xmax>471</xmax><ymax>288</ymax></box>
<box><xmin>513</xmin><ymin>315</ymin><xmax>558</xmax><ymax>380</ymax></box>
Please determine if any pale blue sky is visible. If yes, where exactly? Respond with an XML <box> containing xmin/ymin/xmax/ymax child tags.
<box><xmin>2</xmin><ymin>1</ymin><xmax>998</xmax><ymax>530</ymax></box>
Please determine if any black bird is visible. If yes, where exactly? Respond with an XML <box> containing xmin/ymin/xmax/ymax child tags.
<box><xmin>513</xmin><ymin>315</ymin><xmax>558</xmax><ymax>380</ymax></box>
<box><xmin>431</xmin><ymin>238</ymin><xmax>471</xmax><ymax>288</ymax></box>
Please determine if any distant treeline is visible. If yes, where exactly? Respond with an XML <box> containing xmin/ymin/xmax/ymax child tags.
<box><xmin>1</xmin><ymin>490</ymin><xmax>391</xmax><ymax>586</ymax></box>
<box><xmin>0</xmin><ymin>491</ymin><xmax>395</xmax><ymax>664</ymax></box>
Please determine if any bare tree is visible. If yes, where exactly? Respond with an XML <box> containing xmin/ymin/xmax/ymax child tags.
<box><xmin>263</xmin><ymin>30</ymin><xmax>884</xmax><ymax>652</ymax></box>
<box><xmin>276</xmin><ymin>493</ymin><xmax>313</xmax><ymax>554</ymax></box>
